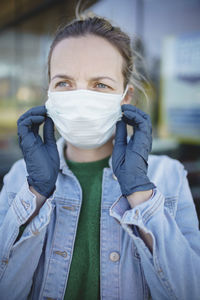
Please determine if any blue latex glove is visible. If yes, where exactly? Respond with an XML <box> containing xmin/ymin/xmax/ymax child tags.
<box><xmin>112</xmin><ymin>104</ymin><xmax>156</xmax><ymax>196</ymax></box>
<box><xmin>17</xmin><ymin>105</ymin><xmax>60</xmax><ymax>198</ymax></box>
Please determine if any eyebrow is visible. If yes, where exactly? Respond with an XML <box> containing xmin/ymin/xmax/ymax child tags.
<box><xmin>51</xmin><ymin>74</ymin><xmax>117</xmax><ymax>83</ymax></box>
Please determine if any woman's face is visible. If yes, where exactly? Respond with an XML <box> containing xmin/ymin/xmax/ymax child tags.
<box><xmin>49</xmin><ymin>34</ymin><xmax>131</xmax><ymax>103</ymax></box>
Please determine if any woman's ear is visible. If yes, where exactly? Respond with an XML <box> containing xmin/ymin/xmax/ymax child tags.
<box><xmin>120</xmin><ymin>85</ymin><xmax>134</xmax><ymax>105</ymax></box>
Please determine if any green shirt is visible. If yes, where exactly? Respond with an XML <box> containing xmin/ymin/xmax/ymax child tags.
<box><xmin>64</xmin><ymin>155</ymin><xmax>110</xmax><ymax>300</ymax></box>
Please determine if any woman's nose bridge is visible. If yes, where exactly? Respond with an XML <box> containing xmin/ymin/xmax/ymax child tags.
<box><xmin>76</xmin><ymin>79</ymin><xmax>90</xmax><ymax>90</ymax></box>
<box><xmin>74</xmin><ymin>72</ymin><xmax>93</xmax><ymax>89</ymax></box>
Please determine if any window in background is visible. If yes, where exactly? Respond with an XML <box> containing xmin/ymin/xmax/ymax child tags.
<box><xmin>0</xmin><ymin>0</ymin><xmax>98</xmax><ymax>187</ymax></box>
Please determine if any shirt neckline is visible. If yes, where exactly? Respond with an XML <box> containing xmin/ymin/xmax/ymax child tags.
<box><xmin>66</xmin><ymin>155</ymin><xmax>111</xmax><ymax>174</ymax></box>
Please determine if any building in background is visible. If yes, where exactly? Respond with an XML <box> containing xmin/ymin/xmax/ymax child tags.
<box><xmin>0</xmin><ymin>0</ymin><xmax>97</xmax><ymax>186</ymax></box>
<box><xmin>0</xmin><ymin>0</ymin><xmax>200</xmax><ymax>219</ymax></box>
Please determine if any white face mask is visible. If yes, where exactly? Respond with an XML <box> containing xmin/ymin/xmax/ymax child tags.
<box><xmin>45</xmin><ymin>85</ymin><xmax>129</xmax><ymax>149</ymax></box>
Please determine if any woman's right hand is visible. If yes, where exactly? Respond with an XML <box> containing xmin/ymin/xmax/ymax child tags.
<box><xmin>17</xmin><ymin>105</ymin><xmax>60</xmax><ymax>198</ymax></box>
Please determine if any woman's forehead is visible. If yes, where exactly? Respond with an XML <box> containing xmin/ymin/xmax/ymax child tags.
<box><xmin>50</xmin><ymin>35</ymin><xmax>124</xmax><ymax>82</ymax></box>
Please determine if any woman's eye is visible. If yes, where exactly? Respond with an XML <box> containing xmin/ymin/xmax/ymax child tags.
<box><xmin>56</xmin><ymin>81</ymin><xmax>70</xmax><ymax>88</ymax></box>
<box><xmin>96</xmin><ymin>83</ymin><xmax>109</xmax><ymax>89</ymax></box>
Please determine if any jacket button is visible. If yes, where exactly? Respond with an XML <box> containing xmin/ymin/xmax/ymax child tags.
<box><xmin>62</xmin><ymin>205</ymin><xmax>75</xmax><ymax>211</ymax></box>
<box><xmin>54</xmin><ymin>250</ymin><xmax>68</xmax><ymax>258</ymax></box>
<box><xmin>21</xmin><ymin>199</ymin><xmax>30</xmax><ymax>210</ymax></box>
<box><xmin>32</xmin><ymin>229</ymin><xmax>39</xmax><ymax>236</ymax></box>
<box><xmin>109</xmin><ymin>251</ymin><xmax>120</xmax><ymax>262</ymax></box>
<box><xmin>112</xmin><ymin>174</ymin><xmax>118</xmax><ymax>181</ymax></box>
<box><xmin>134</xmin><ymin>209</ymin><xmax>139</xmax><ymax>220</ymax></box>
<box><xmin>2</xmin><ymin>259</ymin><xmax>9</xmax><ymax>264</ymax></box>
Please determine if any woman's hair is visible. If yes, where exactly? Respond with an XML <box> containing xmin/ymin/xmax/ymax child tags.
<box><xmin>47</xmin><ymin>11</ymin><xmax>150</xmax><ymax>104</ymax></box>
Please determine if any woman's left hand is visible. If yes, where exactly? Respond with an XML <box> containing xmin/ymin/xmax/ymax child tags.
<box><xmin>112</xmin><ymin>104</ymin><xmax>156</xmax><ymax>197</ymax></box>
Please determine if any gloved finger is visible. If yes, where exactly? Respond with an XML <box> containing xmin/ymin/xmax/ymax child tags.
<box><xmin>17</xmin><ymin>105</ymin><xmax>47</xmax><ymax>126</ymax></box>
<box><xmin>43</xmin><ymin>117</ymin><xmax>56</xmax><ymax>145</ymax></box>
<box><xmin>32</xmin><ymin>123</ymin><xmax>40</xmax><ymax>137</ymax></box>
<box><xmin>18</xmin><ymin>116</ymin><xmax>45</xmax><ymax>138</ymax></box>
<box><xmin>114</xmin><ymin>120</ymin><xmax>127</xmax><ymax>147</ymax></box>
<box><xmin>122</xmin><ymin>110</ymin><xmax>150</xmax><ymax>133</ymax></box>
<box><xmin>122</xmin><ymin>104</ymin><xmax>151</xmax><ymax>127</ymax></box>
<box><xmin>43</xmin><ymin>117</ymin><xmax>60</xmax><ymax>167</ymax></box>
<box><xmin>112</xmin><ymin>120</ymin><xmax>127</xmax><ymax>170</ymax></box>
<box><xmin>123</xmin><ymin>110</ymin><xmax>152</xmax><ymax>157</ymax></box>
<box><xmin>126</xmin><ymin>118</ymin><xmax>152</xmax><ymax>160</ymax></box>
<box><xmin>20</xmin><ymin>131</ymin><xmax>43</xmax><ymax>151</ymax></box>
<box><xmin>127</xmin><ymin>130</ymin><xmax>151</xmax><ymax>157</ymax></box>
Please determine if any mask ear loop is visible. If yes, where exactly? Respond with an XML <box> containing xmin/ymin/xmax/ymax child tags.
<box><xmin>121</xmin><ymin>84</ymin><xmax>129</xmax><ymax>99</ymax></box>
<box><xmin>112</xmin><ymin>86</ymin><xmax>129</xmax><ymax>146</ymax></box>
<box><xmin>120</xmin><ymin>85</ymin><xmax>130</xmax><ymax>119</ymax></box>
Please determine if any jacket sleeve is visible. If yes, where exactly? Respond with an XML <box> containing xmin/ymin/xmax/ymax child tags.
<box><xmin>109</xmin><ymin>159</ymin><xmax>200</xmax><ymax>300</ymax></box>
<box><xmin>0</xmin><ymin>159</ymin><xmax>54</xmax><ymax>300</ymax></box>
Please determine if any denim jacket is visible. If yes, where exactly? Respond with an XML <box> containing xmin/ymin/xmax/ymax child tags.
<box><xmin>0</xmin><ymin>137</ymin><xmax>200</xmax><ymax>300</ymax></box>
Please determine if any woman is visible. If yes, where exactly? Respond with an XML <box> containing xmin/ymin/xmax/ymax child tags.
<box><xmin>0</xmin><ymin>15</ymin><xmax>200</xmax><ymax>300</ymax></box>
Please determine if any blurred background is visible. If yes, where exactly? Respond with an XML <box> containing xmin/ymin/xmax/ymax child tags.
<box><xmin>0</xmin><ymin>0</ymin><xmax>200</xmax><ymax>219</ymax></box>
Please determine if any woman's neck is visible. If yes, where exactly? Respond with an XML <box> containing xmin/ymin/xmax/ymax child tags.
<box><xmin>65</xmin><ymin>138</ymin><xmax>114</xmax><ymax>162</ymax></box>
